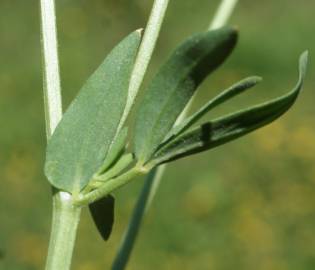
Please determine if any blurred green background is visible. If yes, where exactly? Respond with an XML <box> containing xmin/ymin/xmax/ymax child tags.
<box><xmin>0</xmin><ymin>0</ymin><xmax>315</xmax><ymax>269</ymax></box>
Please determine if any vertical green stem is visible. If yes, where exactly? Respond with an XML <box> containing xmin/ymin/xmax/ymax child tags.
<box><xmin>112</xmin><ymin>1</ymin><xmax>239</xmax><ymax>269</ymax></box>
<box><xmin>40</xmin><ymin>0</ymin><xmax>81</xmax><ymax>269</ymax></box>
<box><xmin>45</xmin><ymin>193</ymin><xmax>81</xmax><ymax>270</ymax></box>
<box><xmin>40</xmin><ymin>0</ymin><xmax>62</xmax><ymax>138</ymax></box>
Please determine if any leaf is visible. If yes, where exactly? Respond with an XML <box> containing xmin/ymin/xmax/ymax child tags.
<box><xmin>89</xmin><ymin>195</ymin><xmax>115</xmax><ymax>241</ymax></box>
<box><xmin>151</xmin><ymin>51</ymin><xmax>308</xmax><ymax>165</ymax></box>
<box><xmin>45</xmin><ymin>30</ymin><xmax>142</xmax><ymax>193</ymax></box>
<box><xmin>96</xmin><ymin>153</ymin><xmax>134</xmax><ymax>181</ymax></box>
<box><xmin>133</xmin><ymin>27</ymin><xmax>238</xmax><ymax>164</ymax></box>
<box><xmin>163</xmin><ymin>76</ymin><xmax>262</xmax><ymax>143</ymax></box>
<box><xmin>96</xmin><ymin>127</ymin><xmax>128</xmax><ymax>175</ymax></box>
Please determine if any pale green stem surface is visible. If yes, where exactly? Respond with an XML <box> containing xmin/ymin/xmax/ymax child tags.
<box><xmin>40</xmin><ymin>0</ymin><xmax>62</xmax><ymax>138</ymax></box>
<box><xmin>209</xmin><ymin>0</ymin><xmax>239</xmax><ymax>30</ymax></box>
<box><xmin>45</xmin><ymin>193</ymin><xmax>81</xmax><ymax>270</ymax></box>
<box><xmin>112</xmin><ymin>1</ymin><xmax>239</xmax><ymax>269</ymax></box>
<box><xmin>40</xmin><ymin>0</ymin><xmax>80</xmax><ymax>269</ymax></box>
<box><xmin>75</xmin><ymin>168</ymin><xmax>144</xmax><ymax>206</ymax></box>
<box><xmin>118</xmin><ymin>0</ymin><xmax>170</xmax><ymax>131</ymax></box>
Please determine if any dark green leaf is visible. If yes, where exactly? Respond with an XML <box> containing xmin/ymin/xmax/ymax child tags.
<box><xmin>89</xmin><ymin>195</ymin><xmax>115</xmax><ymax>241</ymax></box>
<box><xmin>151</xmin><ymin>51</ymin><xmax>308</xmax><ymax>165</ymax></box>
<box><xmin>163</xmin><ymin>76</ymin><xmax>262</xmax><ymax>143</ymax></box>
<box><xmin>45</xmin><ymin>31</ymin><xmax>141</xmax><ymax>193</ymax></box>
<box><xmin>133</xmin><ymin>27</ymin><xmax>238</xmax><ymax>164</ymax></box>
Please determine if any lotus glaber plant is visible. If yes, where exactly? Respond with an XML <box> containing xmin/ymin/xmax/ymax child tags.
<box><xmin>44</xmin><ymin>27</ymin><xmax>308</xmax><ymax>263</ymax></box>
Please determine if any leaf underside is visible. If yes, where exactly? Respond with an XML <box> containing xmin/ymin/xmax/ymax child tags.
<box><xmin>89</xmin><ymin>195</ymin><xmax>115</xmax><ymax>241</ymax></box>
<box><xmin>45</xmin><ymin>31</ymin><xmax>141</xmax><ymax>193</ymax></box>
<box><xmin>152</xmin><ymin>51</ymin><xmax>308</xmax><ymax>165</ymax></box>
<box><xmin>133</xmin><ymin>27</ymin><xmax>238</xmax><ymax>164</ymax></box>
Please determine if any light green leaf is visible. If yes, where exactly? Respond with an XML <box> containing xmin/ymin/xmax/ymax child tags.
<box><xmin>163</xmin><ymin>76</ymin><xmax>262</xmax><ymax>143</ymax></box>
<box><xmin>45</xmin><ymin>30</ymin><xmax>142</xmax><ymax>193</ymax></box>
<box><xmin>133</xmin><ymin>27</ymin><xmax>238</xmax><ymax>164</ymax></box>
<box><xmin>95</xmin><ymin>153</ymin><xmax>134</xmax><ymax>182</ymax></box>
<box><xmin>151</xmin><ymin>51</ymin><xmax>308</xmax><ymax>165</ymax></box>
<box><xmin>96</xmin><ymin>127</ymin><xmax>128</xmax><ymax>175</ymax></box>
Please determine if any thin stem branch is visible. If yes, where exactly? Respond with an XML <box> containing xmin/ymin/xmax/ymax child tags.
<box><xmin>118</xmin><ymin>0</ymin><xmax>170</xmax><ymax>131</ymax></box>
<box><xmin>75</xmin><ymin>168</ymin><xmax>144</xmax><ymax>206</ymax></box>
<box><xmin>112</xmin><ymin>166</ymin><xmax>165</xmax><ymax>270</ymax></box>
<box><xmin>112</xmin><ymin>1</ymin><xmax>239</xmax><ymax>269</ymax></box>
<box><xmin>209</xmin><ymin>0</ymin><xmax>239</xmax><ymax>30</ymax></box>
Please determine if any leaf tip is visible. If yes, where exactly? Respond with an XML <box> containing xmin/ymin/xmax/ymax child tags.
<box><xmin>250</xmin><ymin>76</ymin><xmax>263</xmax><ymax>84</ymax></box>
<box><xmin>225</xmin><ymin>26</ymin><xmax>239</xmax><ymax>48</ymax></box>
<box><xmin>299</xmin><ymin>50</ymin><xmax>309</xmax><ymax>76</ymax></box>
<box><xmin>210</xmin><ymin>26</ymin><xmax>239</xmax><ymax>44</ymax></box>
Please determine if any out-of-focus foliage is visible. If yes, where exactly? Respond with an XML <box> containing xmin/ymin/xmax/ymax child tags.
<box><xmin>0</xmin><ymin>0</ymin><xmax>314</xmax><ymax>269</ymax></box>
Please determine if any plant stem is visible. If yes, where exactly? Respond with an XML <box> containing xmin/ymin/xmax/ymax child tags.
<box><xmin>40</xmin><ymin>0</ymin><xmax>62</xmax><ymax>138</ymax></box>
<box><xmin>40</xmin><ymin>0</ymin><xmax>80</xmax><ymax>269</ymax></box>
<box><xmin>45</xmin><ymin>193</ymin><xmax>81</xmax><ymax>270</ymax></box>
<box><xmin>118</xmin><ymin>0</ymin><xmax>170</xmax><ymax>131</ymax></box>
<box><xmin>112</xmin><ymin>166</ymin><xmax>165</xmax><ymax>270</ymax></box>
<box><xmin>75</xmin><ymin>168</ymin><xmax>144</xmax><ymax>206</ymax></box>
<box><xmin>112</xmin><ymin>1</ymin><xmax>239</xmax><ymax>269</ymax></box>
<box><xmin>209</xmin><ymin>0</ymin><xmax>239</xmax><ymax>30</ymax></box>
